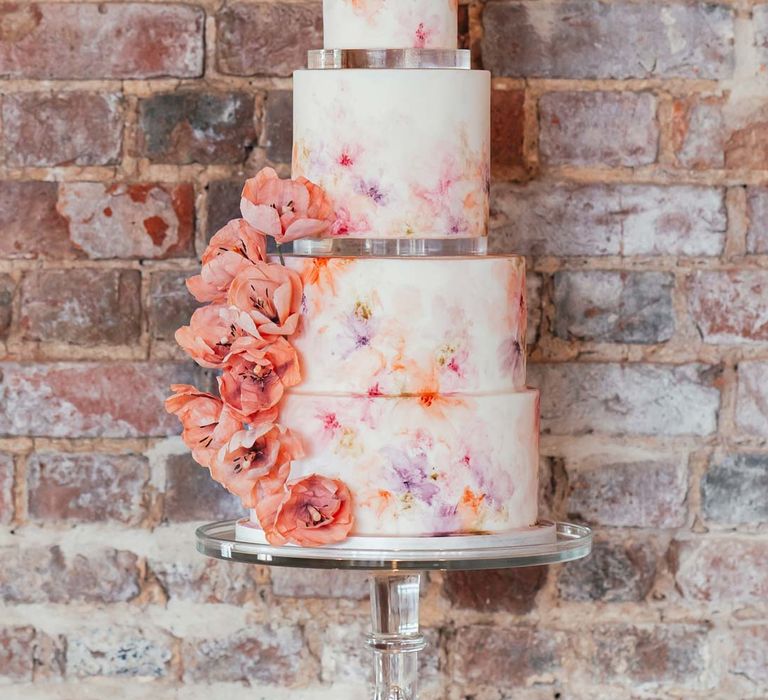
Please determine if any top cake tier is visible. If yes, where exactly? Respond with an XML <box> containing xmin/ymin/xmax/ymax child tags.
<box><xmin>324</xmin><ymin>0</ymin><xmax>458</xmax><ymax>49</ymax></box>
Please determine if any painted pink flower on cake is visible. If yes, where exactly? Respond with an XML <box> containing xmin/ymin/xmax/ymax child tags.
<box><xmin>175</xmin><ymin>305</ymin><xmax>259</xmax><ymax>369</ymax></box>
<box><xmin>271</xmin><ymin>475</ymin><xmax>354</xmax><ymax>546</ymax></box>
<box><xmin>219</xmin><ymin>336</ymin><xmax>301</xmax><ymax>423</ymax></box>
<box><xmin>228</xmin><ymin>262</ymin><xmax>303</xmax><ymax>337</ymax></box>
<box><xmin>165</xmin><ymin>384</ymin><xmax>241</xmax><ymax>468</ymax></box>
<box><xmin>211</xmin><ymin>425</ymin><xmax>303</xmax><ymax>507</ymax></box>
<box><xmin>240</xmin><ymin>167</ymin><xmax>335</xmax><ymax>244</ymax></box>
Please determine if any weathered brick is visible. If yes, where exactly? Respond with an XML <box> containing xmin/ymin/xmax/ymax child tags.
<box><xmin>263</xmin><ymin>90</ymin><xmax>293</xmax><ymax>163</ymax></box>
<box><xmin>747</xmin><ymin>186</ymin><xmax>768</xmax><ymax>254</ymax></box>
<box><xmin>0</xmin><ymin>546</ymin><xmax>140</xmax><ymax>604</ymax></box>
<box><xmin>271</xmin><ymin>569</ymin><xmax>368</xmax><ymax>599</ymax></box>
<box><xmin>491</xmin><ymin>88</ymin><xmax>525</xmax><ymax>175</ymax></box>
<box><xmin>0</xmin><ymin>182</ymin><xmax>75</xmax><ymax>260</ymax></box>
<box><xmin>27</xmin><ymin>453</ymin><xmax>149</xmax><ymax>525</ymax></box>
<box><xmin>182</xmin><ymin>626</ymin><xmax>303</xmax><ymax>683</ymax></box>
<box><xmin>701</xmin><ymin>453</ymin><xmax>768</xmax><ymax>525</ymax></box>
<box><xmin>149</xmin><ymin>556</ymin><xmax>264</xmax><ymax>605</ymax></box>
<box><xmin>539</xmin><ymin>91</ymin><xmax>658</xmax><ymax>167</ymax></box>
<box><xmin>568</xmin><ymin>457</ymin><xmax>688</xmax><ymax>528</ymax></box>
<box><xmin>443</xmin><ymin>567</ymin><xmax>546</xmax><ymax>613</ymax></box>
<box><xmin>216</xmin><ymin>3</ymin><xmax>323</xmax><ymax>77</ymax></box>
<box><xmin>163</xmin><ymin>453</ymin><xmax>242</xmax><ymax>522</ymax></box>
<box><xmin>149</xmin><ymin>271</ymin><xmax>198</xmax><ymax>342</ymax></box>
<box><xmin>673</xmin><ymin>538</ymin><xmax>768</xmax><ymax>604</ymax></box>
<box><xmin>490</xmin><ymin>182</ymin><xmax>726</xmax><ymax>257</ymax></box>
<box><xmin>206</xmin><ymin>179</ymin><xmax>243</xmax><ymax>241</ymax></box>
<box><xmin>587</xmin><ymin>624</ymin><xmax>709</xmax><ymax>686</ymax></box>
<box><xmin>689</xmin><ymin>270</ymin><xmax>768</xmax><ymax>344</ymax></box>
<box><xmin>0</xmin><ymin>452</ymin><xmax>12</xmax><ymax>524</ymax></box>
<box><xmin>724</xmin><ymin>114</ymin><xmax>768</xmax><ymax>170</ymax></box>
<box><xmin>0</xmin><ymin>274</ymin><xmax>13</xmax><ymax>338</ymax></box>
<box><xmin>736</xmin><ymin>361</ymin><xmax>768</xmax><ymax>436</ymax></box>
<box><xmin>138</xmin><ymin>92</ymin><xmax>256</xmax><ymax>165</ymax></box>
<box><xmin>671</xmin><ymin>96</ymin><xmax>725</xmax><ymax>169</ymax></box>
<box><xmin>0</xmin><ymin>626</ymin><xmax>63</xmax><ymax>681</ymax></box>
<box><xmin>529</xmin><ymin>363</ymin><xmax>720</xmax><ymax>437</ymax></box>
<box><xmin>526</xmin><ymin>272</ymin><xmax>542</xmax><ymax>347</ymax></box>
<box><xmin>0</xmin><ymin>362</ymin><xmax>207</xmax><ymax>438</ymax></box>
<box><xmin>0</xmin><ymin>3</ymin><xmax>204</xmax><ymax>79</ymax></box>
<box><xmin>20</xmin><ymin>269</ymin><xmax>141</xmax><ymax>345</ymax></box>
<box><xmin>554</xmin><ymin>271</ymin><xmax>674</xmax><ymax>344</ymax></box>
<box><xmin>727</xmin><ymin>625</ymin><xmax>768</xmax><ymax>684</ymax></box>
<box><xmin>2</xmin><ymin>92</ymin><xmax>123</xmax><ymax>167</ymax></box>
<box><xmin>482</xmin><ymin>1</ymin><xmax>734</xmax><ymax>80</ymax></box>
<box><xmin>757</xmin><ymin>5</ymin><xmax>768</xmax><ymax>63</ymax></box>
<box><xmin>557</xmin><ymin>538</ymin><xmax>657</xmax><ymax>602</ymax></box>
<box><xmin>57</xmin><ymin>182</ymin><xmax>195</xmax><ymax>260</ymax></box>
<box><xmin>66</xmin><ymin>626</ymin><xmax>173</xmax><ymax>678</ymax></box>
<box><xmin>452</xmin><ymin>626</ymin><xmax>564</xmax><ymax>686</ymax></box>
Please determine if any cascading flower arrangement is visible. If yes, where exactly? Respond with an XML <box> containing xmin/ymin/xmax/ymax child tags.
<box><xmin>166</xmin><ymin>167</ymin><xmax>354</xmax><ymax>546</ymax></box>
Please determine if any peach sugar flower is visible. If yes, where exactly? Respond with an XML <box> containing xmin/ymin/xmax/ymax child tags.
<box><xmin>227</xmin><ymin>262</ymin><xmax>303</xmax><ymax>337</ymax></box>
<box><xmin>165</xmin><ymin>384</ymin><xmax>241</xmax><ymax>468</ymax></box>
<box><xmin>187</xmin><ymin>251</ymin><xmax>254</xmax><ymax>304</ymax></box>
<box><xmin>240</xmin><ymin>167</ymin><xmax>335</xmax><ymax>244</ymax></box>
<box><xmin>210</xmin><ymin>424</ymin><xmax>303</xmax><ymax>507</ymax></box>
<box><xmin>202</xmin><ymin>218</ymin><xmax>267</xmax><ymax>266</ymax></box>
<box><xmin>271</xmin><ymin>475</ymin><xmax>354</xmax><ymax>546</ymax></box>
<box><xmin>218</xmin><ymin>336</ymin><xmax>301</xmax><ymax>424</ymax></box>
<box><xmin>252</xmin><ymin>460</ymin><xmax>292</xmax><ymax>540</ymax></box>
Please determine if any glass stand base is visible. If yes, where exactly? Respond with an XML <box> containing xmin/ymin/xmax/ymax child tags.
<box><xmin>195</xmin><ymin>520</ymin><xmax>592</xmax><ymax>699</ymax></box>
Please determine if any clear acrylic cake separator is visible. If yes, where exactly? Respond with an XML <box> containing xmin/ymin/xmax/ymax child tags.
<box><xmin>196</xmin><ymin>520</ymin><xmax>592</xmax><ymax>699</ymax></box>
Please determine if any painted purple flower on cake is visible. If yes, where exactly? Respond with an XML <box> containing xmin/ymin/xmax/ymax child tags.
<box><xmin>382</xmin><ymin>433</ymin><xmax>440</xmax><ymax>506</ymax></box>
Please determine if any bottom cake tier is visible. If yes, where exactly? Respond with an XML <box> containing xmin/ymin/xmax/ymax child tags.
<box><xmin>259</xmin><ymin>389</ymin><xmax>540</xmax><ymax>537</ymax></box>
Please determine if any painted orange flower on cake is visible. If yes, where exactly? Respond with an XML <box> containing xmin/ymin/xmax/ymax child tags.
<box><xmin>240</xmin><ymin>166</ymin><xmax>335</xmax><ymax>244</ymax></box>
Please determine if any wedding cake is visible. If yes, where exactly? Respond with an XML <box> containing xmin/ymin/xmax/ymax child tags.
<box><xmin>168</xmin><ymin>0</ymin><xmax>547</xmax><ymax>547</ymax></box>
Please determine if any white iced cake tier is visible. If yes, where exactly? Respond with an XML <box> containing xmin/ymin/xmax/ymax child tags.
<box><xmin>283</xmin><ymin>255</ymin><xmax>527</xmax><ymax>394</ymax></box>
<box><xmin>272</xmin><ymin>389</ymin><xmax>540</xmax><ymax>536</ymax></box>
<box><xmin>324</xmin><ymin>0</ymin><xmax>458</xmax><ymax>50</ymax></box>
<box><xmin>292</xmin><ymin>68</ymin><xmax>490</xmax><ymax>239</ymax></box>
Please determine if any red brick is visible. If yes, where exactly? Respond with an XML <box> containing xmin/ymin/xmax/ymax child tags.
<box><xmin>490</xmin><ymin>182</ymin><xmax>726</xmax><ymax>256</ymax></box>
<box><xmin>482</xmin><ymin>1</ymin><xmax>734</xmax><ymax>80</ymax></box>
<box><xmin>491</xmin><ymin>88</ymin><xmax>525</xmax><ymax>175</ymax></box>
<box><xmin>0</xmin><ymin>546</ymin><xmax>140</xmax><ymax>603</ymax></box>
<box><xmin>672</xmin><ymin>538</ymin><xmax>768</xmax><ymax>604</ymax></box>
<box><xmin>271</xmin><ymin>569</ymin><xmax>369</xmax><ymax>599</ymax></box>
<box><xmin>263</xmin><ymin>90</ymin><xmax>293</xmax><ymax>164</ymax></box>
<box><xmin>736</xmin><ymin>362</ymin><xmax>768</xmax><ymax>436</ymax></box>
<box><xmin>567</xmin><ymin>456</ymin><xmax>688</xmax><ymax>528</ymax></box>
<box><xmin>554</xmin><ymin>271</ymin><xmax>674</xmax><ymax>344</ymax></box>
<box><xmin>216</xmin><ymin>2</ymin><xmax>323</xmax><ymax>77</ymax></box>
<box><xmin>747</xmin><ymin>186</ymin><xmax>768</xmax><ymax>254</ymax></box>
<box><xmin>587</xmin><ymin>624</ymin><xmax>709</xmax><ymax>686</ymax></box>
<box><xmin>727</xmin><ymin>625</ymin><xmax>768</xmax><ymax>684</ymax></box>
<box><xmin>443</xmin><ymin>567</ymin><xmax>546</xmax><ymax>613</ymax></box>
<box><xmin>557</xmin><ymin>538</ymin><xmax>658</xmax><ymax>602</ymax></box>
<box><xmin>0</xmin><ymin>361</ymin><xmax>208</xmax><ymax>438</ymax></box>
<box><xmin>0</xmin><ymin>452</ymin><xmax>12</xmax><ymax>524</ymax></box>
<box><xmin>57</xmin><ymin>182</ymin><xmax>195</xmax><ymax>260</ymax></box>
<box><xmin>671</xmin><ymin>96</ymin><xmax>725</xmax><ymax>169</ymax></box>
<box><xmin>0</xmin><ymin>626</ymin><xmax>62</xmax><ymax>681</ymax></box>
<box><xmin>2</xmin><ymin>92</ymin><xmax>123</xmax><ymax>167</ymax></box>
<box><xmin>0</xmin><ymin>3</ymin><xmax>203</xmax><ymax>79</ymax></box>
<box><xmin>529</xmin><ymin>363</ymin><xmax>720</xmax><ymax>437</ymax></box>
<box><xmin>182</xmin><ymin>626</ymin><xmax>303</xmax><ymax>683</ymax></box>
<box><xmin>20</xmin><ymin>269</ymin><xmax>141</xmax><ymax>345</ymax></box>
<box><xmin>539</xmin><ymin>91</ymin><xmax>658</xmax><ymax>167</ymax></box>
<box><xmin>689</xmin><ymin>270</ymin><xmax>768</xmax><ymax>343</ymax></box>
<box><xmin>0</xmin><ymin>274</ymin><xmax>13</xmax><ymax>338</ymax></box>
<box><xmin>0</xmin><ymin>181</ymin><xmax>75</xmax><ymax>260</ymax></box>
<box><xmin>701</xmin><ymin>453</ymin><xmax>768</xmax><ymax>525</ymax></box>
<box><xmin>163</xmin><ymin>453</ymin><xmax>242</xmax><ymax>522</ymax></box>
<box><xmin>27</xmin><ymin>452</ymin><xmax>149</xmax><ymax>525</ymax></box>
<box><xmin>206</xmin><ymin>179</ymin><xmax>242</xmax><ymax>240</ymax></box>
<box><xmin>452</xmin><ymin>625</ymin><xmax>565</xmax><ymax>686</ymax></box>
<box><xmin>149</xmin><ymin>270</ymin><xmax>198</xmax><ymax>342</ymax></box>
<box><xmin>138</xmin><ymin>91</ymin><xmax>256</xmax><ymax>165</ymax></box>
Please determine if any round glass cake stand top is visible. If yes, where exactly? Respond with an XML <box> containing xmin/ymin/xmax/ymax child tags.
<box><xmin>195</xmin><ymin>522</ymin><xmax>592</xmax><ymax>700</ymax></box>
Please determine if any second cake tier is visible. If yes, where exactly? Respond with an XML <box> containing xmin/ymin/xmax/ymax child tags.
<box><xmin>293</xmin><ymin>68</ymin><xmax>490</xmax><ymax>239</ymax></box>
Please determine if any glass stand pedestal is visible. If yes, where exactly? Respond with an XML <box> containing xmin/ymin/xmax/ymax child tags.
<box><xmin>196</xmin><ymin>521</ymin><xmax>592</xmax><ymax>699</ymax></box>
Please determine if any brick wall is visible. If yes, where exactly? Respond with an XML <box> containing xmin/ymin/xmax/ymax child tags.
<box><xmin>0</xmin><ymin>1</ymin><xmax>766</xmax><ymax>698</ymax></box>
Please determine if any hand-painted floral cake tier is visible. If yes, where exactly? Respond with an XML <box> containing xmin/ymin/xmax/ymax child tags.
<box><xmin>324</xmin><ymin>0</ymin><xmax>458</xmax><ymax>50</ymax></box>
<box><xmin>292</xmin><ymin>68</ymin><xmax>490</xmax><ymax>239</ymax></box>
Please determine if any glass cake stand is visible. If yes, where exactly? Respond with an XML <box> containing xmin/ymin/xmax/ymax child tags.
<box><xmin>196</xmin><ymin>520</ymin><xmax>592</xmax><ymax>699</ymax></box>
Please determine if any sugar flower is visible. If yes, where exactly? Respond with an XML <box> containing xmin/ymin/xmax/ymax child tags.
<box><xmin>240</xmin><ymin>167</ymin><xmax>335</xmax><ymax>244</ymax></box>
<box><xmin>252</xmin><ymin>460</ymin><xmax>292</xmax><ymax>540</ymax></box>
<box><xmin>186</xmin><ymin>251</ymin><xmax>253</xmax><ymax>304</ymax></box>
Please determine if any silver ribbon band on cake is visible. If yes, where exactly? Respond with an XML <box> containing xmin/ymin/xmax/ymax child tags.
<box><xmin>307</xmin><ymin>48</ymin><xmax>471</xmax><ymax>70</ymax></box>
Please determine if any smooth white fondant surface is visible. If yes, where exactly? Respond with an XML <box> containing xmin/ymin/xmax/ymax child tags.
<box><xmin>277</xmin><ymin>389</ymin><xmax>540</xmax><ymax>537</ymax></box>
<box><xmin>293</xmin><ymin>69</ymin><xmax>490</xmax><ymax>239</ymax></box>
<box><xmin>278</xmin><ymin>255</ymin><xmax>527</xmax><ymax>394</ymax></box>
<box><xmin>323</xmin><ymin>0</ymin><xmax>458</xmax><ymax>50</ymax></box>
